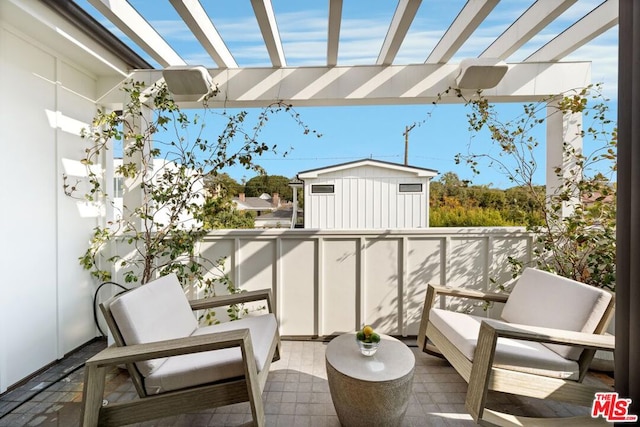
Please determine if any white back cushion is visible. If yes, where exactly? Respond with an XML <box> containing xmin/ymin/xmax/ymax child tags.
<box><xmin>501</xmin><ymin>268</ymin><xmax>612</xmax><ymax>360</ymax></box>
<box><xmin>109</xmin><ymin>274</ymin><xmax>198</xmax><ymax>376</ymax></box>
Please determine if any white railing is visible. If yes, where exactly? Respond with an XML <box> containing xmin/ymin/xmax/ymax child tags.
<box><xmin>196</xmin><ymin>227</ymin><xmax>533</xmax><ymax>337</ymax></box>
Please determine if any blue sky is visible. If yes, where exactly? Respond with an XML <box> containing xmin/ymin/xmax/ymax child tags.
<box><xmin>78</xmin><ymin>0</ymin><xmax>618</xmax><ymax>189</ymax></box>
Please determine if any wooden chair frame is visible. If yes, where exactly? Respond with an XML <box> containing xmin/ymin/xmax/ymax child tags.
<box><xmin>80</xmin><ymin>289</ymin><xmax>281</xmax><ymax>427</ymax></box>
<box><xmin>418</xmin><ymin>284</ymin><xmax>615</xmax><ymax>426</ymax></box>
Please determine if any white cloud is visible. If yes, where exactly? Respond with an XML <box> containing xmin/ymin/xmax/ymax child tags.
<box><xmin>557</xmin><ymin>0</ymin><xmax>607</xmax><ymax>21</ymax></box>
<box><xmin>149</xmin><ymin>20</ymin><xmax>194</xmax><ymax>41</ymax></box>
<box><xmin>180</xmin><ymin>52</ymin><xmax>217</xmax><ymax>68</ymax></box>
<box><xmin>396</xmin><ymin>30</ymin><xmax>447</xmax><ymax>63</ymax></box>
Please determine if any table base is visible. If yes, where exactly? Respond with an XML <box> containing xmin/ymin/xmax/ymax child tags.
<box><xmin>326</xmin><ymin>360</ymin><xmax>414</xmax><ymax>427</ymax></box>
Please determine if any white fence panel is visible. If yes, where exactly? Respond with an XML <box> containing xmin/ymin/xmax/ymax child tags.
<box><xmin>199</xmin><ymin>228</ymin><xmax>532</xmax><ymax>337</ymax></box>
<box><xmin>321</xmin><ymin>239</ymin><xmax>358</xmax><ymax>335</ymax></box>
<box><xmin>280</xmin><ymin>239</ymin><xmax>316</xmax><ymax>335</ymax></box>
<box><xmin>363</xmin><ymin>238</ymin><xmax>401</xmax><ymax>334</ymax></box>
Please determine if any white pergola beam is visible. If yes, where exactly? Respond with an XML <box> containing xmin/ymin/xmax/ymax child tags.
<box><xmin>377</xmin><ymin>0</ymin><xmax>422</xmax><ymax>65</ymax></box>
<box><xmin>526</xmin><ymin>0</ymin><xmax>618</xmax><ymax>62</ymax></box>
<box><xmin>251</xmin><ymin>0</ymin><xmax>286</xmax><ymax>67</ymax></box>
<box><xmin>120</xmin><ymin>61</ymin><xmax>590</xmax><ymax>109</ymax></box>
<box><xmin>87</xmin><ymin>0</ymin><xmax>185</xmax><ymax>67</ymax></box>
<box><xmin>481</xmin><ymin>0</ymin><xmax>577</xmax><ymax>60</ymax></box>
<box><xmin>169</xmin><ymin>0</ymin><xmax>237</xmax><ymax>68</ymax></box>
<box><xmin>425</xmin><ymin>0</ymin><xmax>499</xmax><ymax>64</ymax></box>
<box><xmin>327</xmin><ymin>0</ymin><xmax>343</xmax><ymax>66</ymax></box>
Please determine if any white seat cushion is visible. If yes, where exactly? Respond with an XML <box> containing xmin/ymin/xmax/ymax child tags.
<box><xmin>501</xmin><ymin>268</ymin><xmax>612</xmax><ymax>360</ymax></box>
<box><xmin>109</xmin><ymin>274</ymin><xmax>198</xmax><ymax>376</ymax></box>
<box><xmin>430</xmin><ymin>308</ymin><xmax>579</xmax><ymax>380</ymax></box>
<box><xmin>144</xmin><ymin>313</ymin><xmax>278</xmax><ymax>394</ymax></box>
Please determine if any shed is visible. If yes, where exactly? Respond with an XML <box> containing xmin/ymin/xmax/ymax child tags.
<box><xmin>297</xmin><ymin>159</ymin><xmax>437</xmax><ymax>229</ymax></box>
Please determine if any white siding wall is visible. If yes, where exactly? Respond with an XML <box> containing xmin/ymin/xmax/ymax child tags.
<box><xmin>304</xmin><ymin>165</ymin><xmax>428</xmax><ymax>229</ymax></box>
<box><xmin>0</xmin><ymin>21</ymin><xmax>101</xmax><ymax>392</ymax></box>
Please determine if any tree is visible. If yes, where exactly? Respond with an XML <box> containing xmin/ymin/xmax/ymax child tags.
<box><xmin>430</xmin><ymin>171</ymin><xmax>535</xmax><ymax>227</ymax></box>
<box><xmin>204</xmin><ymin>172</ymin><xmax>243</xmax><ymax>197</ymax></box>
<box><xmin>201</xmin><ymin>172</ymin><xmax>255</xmax><ymax>228</ymax></box>
<box><xmin>439</xmin><ymin>171</ymin><xmax>465</xmax><ymax>189</ymax></box>
<box><xmin>200</xmin><ymin>190</ymin><xmax>256</xmax><ymax>229</ymax></box>
<box><xmin>503</xmin><ymin>185</ymin><xmax>545</xmax><ymax>226</ymax></box>
<box><xmin>244</xmin><ymin>174</ymin><xmax>293</xmax><ymax>200</ymax></box>
<box><xmin>455</xmin><ymin>84</ymin><xmax>616</xmax><ymax>290</ymax></box>
<box><xmin>64</xmin><ymin>80</ymin><xmax>319</xmax><ymax>296</ymax></box>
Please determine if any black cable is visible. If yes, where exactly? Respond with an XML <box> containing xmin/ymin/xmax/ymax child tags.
<box><xmin>93</xmin><ymin>281</ymin><xmax>130</xmax><ymax>337</ymax></box>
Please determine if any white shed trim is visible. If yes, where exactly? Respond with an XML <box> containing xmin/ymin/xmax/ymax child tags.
<box><xmin>298</xmin><ymin>159</ymin><xmax>438</xmax><ymax>179</ymax></box>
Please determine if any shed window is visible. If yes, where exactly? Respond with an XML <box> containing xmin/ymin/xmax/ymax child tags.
<box><xmin>311</xmin><ymin>184</ymin><xmax>334</xmax><ymax>194</ymax></box>
<box><xmin>399</xmin><ymin>183</ymin><xmax>422</xmax><ymax>192</ymax></box>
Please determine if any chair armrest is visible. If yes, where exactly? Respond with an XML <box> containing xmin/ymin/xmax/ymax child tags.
<box><xmin>189</xmin><ymin>289</ymin><xmax>274</xmax><ymax>312</ymax></box>
<box><xmin>480</xmin><ymin>321</ymin><xmax>615</xmax><ymax>352</ymax></box>
<box><xmin>418</xmin><ymin>284</ymin><xmax>508</xmax><ymax>352</ymax></box>
<box><xmin>85</xmin><ymin>329</ymin><xmax>252</xmax><ymax>369</ymax></box>
<box><xmin>466</xmin><ymin>319</ymin><xmax>614</xmax><ymax>422</ymax></box>
<box><xmin>429</xmin><ymin>284</ymin><xmax>509</xmax><ymax>303</ymax></box>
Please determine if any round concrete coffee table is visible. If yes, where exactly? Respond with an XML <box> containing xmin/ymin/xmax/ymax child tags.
<box><xmin>325</xmin><ymin>332</ymin><xmax>415</xmax><ymax>427</ymax></box>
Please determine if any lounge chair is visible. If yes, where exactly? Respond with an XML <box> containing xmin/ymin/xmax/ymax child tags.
<box><xmin>80</xmin><ymin>273</ymin><xmax>280</xmax><ymax>426</ymax></box>
<box><xmin>418</xmin><ymin>267</ymin><xmax>615</xmax><ymax>426</ymax></box>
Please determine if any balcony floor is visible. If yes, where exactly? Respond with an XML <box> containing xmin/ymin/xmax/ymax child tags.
<box><xmin>0</xmin><ymin>338</ymin><xmax>612</xmax><ymax>426</ymax></box>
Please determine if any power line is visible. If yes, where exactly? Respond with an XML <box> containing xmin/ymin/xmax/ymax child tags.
<box><xmin>254</xmin><ymin>155</ymin><xmax>402</xmax><ymax>161</ymax></box>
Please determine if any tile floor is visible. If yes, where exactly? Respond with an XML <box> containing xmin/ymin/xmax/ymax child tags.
<box><xmin>0</xmin><ymin>338</ymin><xmax>611</xmax><ymax>426</ymax></box>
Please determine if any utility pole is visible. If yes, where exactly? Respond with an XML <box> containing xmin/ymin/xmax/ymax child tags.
<box><xmin>403</xmin><ymin>124</ymin><xmax>416</xmax><ymax>165</ymax></box>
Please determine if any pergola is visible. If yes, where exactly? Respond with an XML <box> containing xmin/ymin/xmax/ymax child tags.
<box><xmin>50</xmin><ymin>0</ymin><xmax>618</xmax><ymax>109</ymax></box>
<box><xmin>4</xmin><ymin>0</ymin><xmax>637</xmax><ymax>414</ymax></box>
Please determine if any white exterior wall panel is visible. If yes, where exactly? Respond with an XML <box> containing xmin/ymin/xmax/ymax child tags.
<box><xmin>0</xmin><ymin>27</ymin><xmax>100</xmax><ymax>392</ymax></box>
<box><xmin>57</xmin><ymin>62</ymin><xmax>101</xmax><ymax>355</ymax></box>
<box><xmin>0</xmin><ymin>29</ymin><xmax>59</xmax><ymax>392</ymax></box>
<box><xmin>0</xmin><ymin>2</ymin><xmax>130</xmax><ymax>392</ymax></box>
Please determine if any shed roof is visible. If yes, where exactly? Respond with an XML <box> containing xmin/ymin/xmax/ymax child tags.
<box><xmin>297</xmin><ymin>158</ymin><xmax>438</xmax><ymax>179</ymax></box>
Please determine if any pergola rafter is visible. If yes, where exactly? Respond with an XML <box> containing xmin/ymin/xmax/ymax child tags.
<box><xmin>327</xmin><ymin>0</ymin><xmax>342</xmax><ymax>67</ymax></box>
<box><xmin>250</xmin><ymin>0</ymin><xmax>286</xmax><ymax>67</ymax></box>
<box><xmin>377</xmin><ymin>0</ymin><xmax>422</xmax><ymax>65</ymax></box>
<box><xmin>526</xmin><ymin>0</ymin><xmax>619</xmax><ymax>62</ymax></box>
<box><xmin>169</xmin><ymin>0</ymin><xmax>237</xmax><ymax>68</ymax></box>
<box><xmin>87</xmin><ymin>0</ymin><xmax>185</xmax><ymax>67</ymax></box>
<box><xmin>425</xmin><ymin>0</ymin><xmax>499</xmax><ymax>64</ymax></box>
<box><xmin>480</xmin><ymin>0</ymin><xmax>577</xmax><ymax>60</ymax></box>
